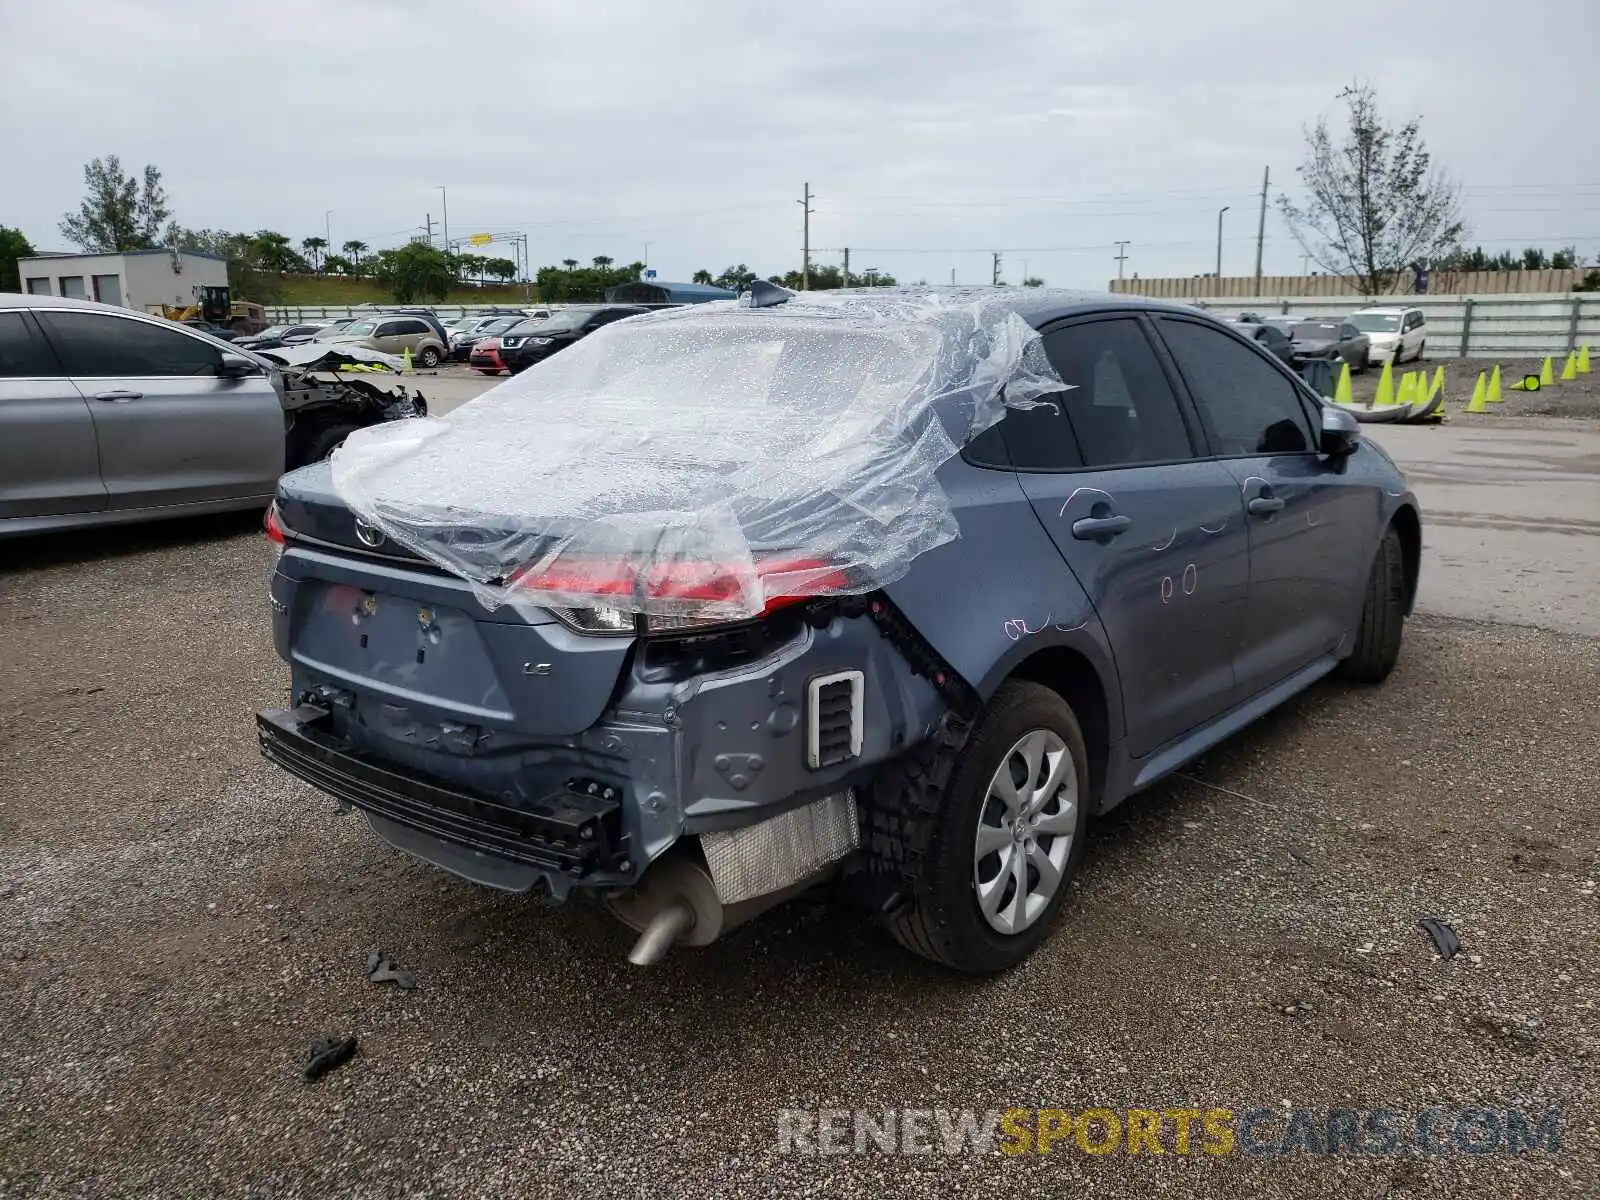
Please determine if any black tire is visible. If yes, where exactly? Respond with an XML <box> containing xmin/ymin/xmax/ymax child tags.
<box><xmin>300</xmin><ymin>421</ymin><xmax>359</xmax><ymax>464</ymax></box>
<box><xmin>864</xmin><ymin>680</ymin><xmax>1091</xmax><ymax>973</ymax></box>
<box><xmin>1414</xmin><ymin>340</ymin><xmax>1425</xmax><ymax>363</ymax></box>
<box><xmin>475</xmin><ymin>368</ymin><xmax>499</xmax><ymax>376</ymax></box>
<box><xmin>417</xmin><ymin>346</ymin><xmax>441</xmax><ymax>368</ymax></box>
<box><xmin>1339</xmin><ymin>526</ymin><xmax>1406</xmax><ymax>682</ymax></box>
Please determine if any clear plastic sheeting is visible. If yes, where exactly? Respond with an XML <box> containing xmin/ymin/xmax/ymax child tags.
<box><xmin>330</xmin><ymin>288</ymin><xmax>1067</xmax><ymax>621</ymax></box>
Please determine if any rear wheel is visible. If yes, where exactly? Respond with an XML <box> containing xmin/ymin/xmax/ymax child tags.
<box><xmin>417</xmin><ymin>346</ymin><xmax>441</xmax><ymax>368</ymax></box>
<box><xmin>1339</xmin><ymin>526</ymin><xmax>1406</xmax><ymax>682</ymax></box>
<box><xmin>865</xmin><ymin>681</ymin><xmax>1090</xmax><ymax>973</ymax></box>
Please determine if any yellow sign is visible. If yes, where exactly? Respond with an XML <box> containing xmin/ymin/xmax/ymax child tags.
<box><xmin>468</xmin><ymin>233</ymin><xmax>493</xmax><ymax>246</ymax></box>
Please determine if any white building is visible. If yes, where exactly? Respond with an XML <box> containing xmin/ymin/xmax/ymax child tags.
<box><xmin>15</xmin><ymin>248</ymin><xmax>229</xmax><ymax>313</ymax></box>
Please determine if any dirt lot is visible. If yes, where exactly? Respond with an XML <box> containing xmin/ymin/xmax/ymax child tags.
<box><xmin>2</xmin><ymin>444</ymin><xmax>1597</xmax><ymax>1197</ymax></box>
<box><xmin>1342</xmin><ymin>355</ymin><xmax>1600</xmax><ymax>420</ymax></box>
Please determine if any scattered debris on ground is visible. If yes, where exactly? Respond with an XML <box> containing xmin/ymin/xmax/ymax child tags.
<box><xmin>303</xmin><ymin>1035</ymin><xmax>358</xmax><ymax>1082</ymax></box>
<box><xmin>366</xmin><ymin>949</ymin><xmax>417</xmax><ymax>990</ymax></box>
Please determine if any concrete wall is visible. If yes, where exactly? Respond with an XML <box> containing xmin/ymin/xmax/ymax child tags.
<box><xmin>15</xmin><ymin>251</ymin><xmax>229</xmax><ymax>312</ymax></box>
<box><xmin>1187</xmin><ymin>293</ymin><xmax>1600</xmax><ymax>357</ymax></box>
<box><xmin>1110</xmin><ymin>268</ymin><xmax>1594</xmax><ymax>299</ymax></box>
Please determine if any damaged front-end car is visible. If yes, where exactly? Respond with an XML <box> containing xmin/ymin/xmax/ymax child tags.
<box><xmin>256</xmin><ymin>343</ymin><xmax>429</xmax><ymax>466</ymax></box>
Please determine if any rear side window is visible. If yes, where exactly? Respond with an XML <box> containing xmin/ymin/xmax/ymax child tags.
<box><xmin>395</xmin><ymin>319</ymin><xmax>430</xmax><ymax>336</ymax></box>
<box><xmin>1157</xmin><ymin>318</ymin><xmax>1314</xmax><ymax>456</ymax></box>
<box><xmin>38</xmin><ymin>312</ymin><xmax>223</xmax><ymax>377</ymax></box>
<box><xmin>0</xmin><ymin>312</ymin><xmax>59</xmax><ymax>377</ymax></box>
<box><xmin>1026</xmin><ymin>318</ymin><xmax>1195</xmax><ymax>469</ymax></box>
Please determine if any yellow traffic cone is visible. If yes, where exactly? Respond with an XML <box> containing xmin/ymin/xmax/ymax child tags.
<box><xmin>1396</xmin><ymin>372</ymin><xmax>1417</xmax><ymax>406</ymax></box>
<box><xmin>1539</xmin><ymin>355</ymin><xmax>1554</xmax><ymax>386</ymax></box>
<box><xmin>1373</xmin><ymin>359</ymin><xmax>1395</xmax><ymax>407</ymax></box>
<box><xmin>1465</xmin><ymin>372</ymin><xmax>1487</xmax><ymax>413</ymax></box>
<box><xmin>402</xmin><ymin>346</ymin><xmax>415</xmax><ymax>375</ymax></box>
<box><xmin>1334</xmin><ymin>361</ymin><xmax>1353</xmax><ymax>404</ymax></box>
<box><xmin>1487</xmin><ymin>364</ymin><xmax>1504</xmax><ymax>403</ymax></box>
<box><xmin>1430</xmin><ymin>365</ymin><xmax>1446</xmax><ymax>406</ymax></box>
<box><xmin>1579</xmin><ymin>344</ymin><xmax>1591</xmax><ymax>373</ymax></box>
<box><xmin>1561</xmin><ymin>352</ymin><xmax>1577</xmax><ymax>381</ymax></box>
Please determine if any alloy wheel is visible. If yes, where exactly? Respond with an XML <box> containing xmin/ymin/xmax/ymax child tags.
<box><xmin>972</xmin><ymin>728</ymin><xmax>1079</xmax><ymax>935</ymax></box>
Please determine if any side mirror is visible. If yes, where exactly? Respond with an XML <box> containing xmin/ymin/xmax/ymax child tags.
<box><xmin>217</xmin><ymin>351</ymin><xmax>260</xmax><ymax>378</ymax></box>
<box><xmin>1320</xmin><ymin>404</ymin><xmax>1361</xmax><ymax>457</ymax></box>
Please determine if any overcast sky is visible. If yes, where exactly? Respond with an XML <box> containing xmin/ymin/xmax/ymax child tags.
<box><xmin>4</xmin><ymin>0</ymin><xmax>1597</xmax><ymax>288</ymax></box>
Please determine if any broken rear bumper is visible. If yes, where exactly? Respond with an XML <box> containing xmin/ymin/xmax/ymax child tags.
<box><xmin>257</xmin><ymin>703</ymin><xmax>631</xmax><ymax>890</ymax></box>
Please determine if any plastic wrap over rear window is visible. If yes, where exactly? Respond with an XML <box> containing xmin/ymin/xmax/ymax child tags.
<box><xmin>330</xmin><ymin>288</ymin><xmax>1069</xmax><ymax>620</ymax></box>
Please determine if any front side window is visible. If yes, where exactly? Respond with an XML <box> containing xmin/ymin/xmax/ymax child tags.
<box><xmin>38</xmin><ymin>311</ymin><xmax>224</xmax><ymax>377</ymax></box>
<box><xmin>1009</xmin><ymin>318</ymin><xmax>1195</xmax><ymax>470</ymax></box>
<box><xmin>1157</xmin><ymin>318</ymin><xmax>1314</xmax><ymax>456</ymax></box>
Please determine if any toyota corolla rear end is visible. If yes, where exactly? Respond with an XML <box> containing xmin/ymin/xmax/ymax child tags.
<box><xmin>253</xmin><ymin>290</ymin><xmax>1058</xmax><ymax>963</ymax></box>
<box><xmin>256</xmin><ymin>462</ymin><xmax>941</xmax><ymax>963</ymax></box>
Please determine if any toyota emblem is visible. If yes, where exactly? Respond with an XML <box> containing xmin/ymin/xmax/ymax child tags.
<box><xmin>353</xmin><ymin>518</ymin><xmax>386</xmax><ymax>549</ymax></box>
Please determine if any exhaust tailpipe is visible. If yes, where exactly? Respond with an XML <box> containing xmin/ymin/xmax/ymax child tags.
<box><xmin>626</xmin><ymin>901</ymin><xmax>696</xmax><ymax>967</ymax></box>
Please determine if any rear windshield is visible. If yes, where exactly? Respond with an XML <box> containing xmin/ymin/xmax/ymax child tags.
<box><xmin>1290</xmin><ymin>321</ymin><xmax>1341</xmax><ymax>338</ymax></box>
<box><xmin>1350</xmin><ymin>312</ymin><xmax>1401</xmax><ymax>332</ymax></box>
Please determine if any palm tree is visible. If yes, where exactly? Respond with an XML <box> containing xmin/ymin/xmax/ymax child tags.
<box><xmin>691</xmin><ymin>269</ymin><xmax>714</xmax><ymax>285</ymax></box>
<box><xmin>301</xmin><ymin>236</ymin><xmax>328</xmax><ymax>273</ymax></box>
<box><xmin>592</xmin><ymin>255</ymin><xmax>614</xmax><ymax>270</ymax></box>
<box><xmin>341</xmin><ymin>239</ymin><xmax>368</xmax><ymax>274</ymax></box>
<box><xmin>562</xmin><ymin>258</ymin><xmax>579</xmax><ymax>271</ymax></box>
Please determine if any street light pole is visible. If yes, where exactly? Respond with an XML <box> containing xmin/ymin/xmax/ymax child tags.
<box><xmin>1216</xmin><ymin>205</ymin><xmax>1230</xmax><ymax>293</ymax></box>
<box><xmin>438</xmin><ymin>186</ymin><xmax>449</xmax><ymax>252</ymax></box>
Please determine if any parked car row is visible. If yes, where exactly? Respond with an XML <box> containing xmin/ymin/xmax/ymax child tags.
<box><xmin>470</xmin><ymin>304</ymin><xmax>649</xmax><ymax>374</ymax></box>
<box><xmin>1224</xmin><ymin>306</ymin><xmax>1427</xmax><ymax>372</ymax></box>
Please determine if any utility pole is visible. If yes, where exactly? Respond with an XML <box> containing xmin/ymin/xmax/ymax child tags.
<box><xmin>1215</xmin><ymin>206</ymin><xmax>1230</xmax><ymax>291</ymax></box>
<box><xmin>798</xmin><ymin>182</ymin><xmax>814</xmax><ymax>289</ymax></box>
<box><xmin>438</xmin><ymin>186</ymin><xmax>449</xmax><ymax>256</ymax></box>
<box><xmin>425</xmin><ymin>212</ymin><xmax>433</xmax><ymax>245</ymax></box>
<box><xmin>1253</xmin><ymin>166</ymin><xmax>1269</xmax><ymax>294</ymax></box>
<box><xmin>992</xmin><ymin>251</ymin><xmax>1002</xmax><ymax>286</ymax></box>
<box><xmin>324</xmin><ymin>209</ymin><xmax>333</xmax><ymax>247</ymax></box>
<box><xmin>950</xmin><ymin>268</ymin><xmax>956</xmax><ymax>285</ymax></box>
<box><xmin>842</xmin><ymin>247</ymin><xmax>850</xmax><ymax>288</ymax></box>
<box><xmin>1114</xmin><ymin>241</ymin><xmax>1130</xmax><ymax>283</ymax></box>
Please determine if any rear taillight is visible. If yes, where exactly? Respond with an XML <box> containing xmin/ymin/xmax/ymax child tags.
<box><xmin>511</xmin><ymin>555</ymin><xmax>850</xmax><ymax>635</ymax></box>
<box><xmin>264</xmin><ymin>502</ymin><xmax>287</xmax><ymax>549</ymax></box>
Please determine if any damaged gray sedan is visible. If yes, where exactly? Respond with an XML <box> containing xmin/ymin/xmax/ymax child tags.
<box><xmin>0</xmin><ymin>294</ymin><xmax>425</xmax><ymax>536</ymax></box>
<box><xmin>256</xmin><ymin>285</ymin><xmax>1418</xmax><ymax>971</ymax></box>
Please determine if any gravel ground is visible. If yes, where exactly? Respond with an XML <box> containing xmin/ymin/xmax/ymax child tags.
<box><xmin>2</xmin><ymin>519</ymin><xmax>1598</xmax><ymax>1199</ymax></box>
<box><xmin>1343</xmin><ymin>356</ymin><xmax>1600</xmax><ymax>420</ymax></box>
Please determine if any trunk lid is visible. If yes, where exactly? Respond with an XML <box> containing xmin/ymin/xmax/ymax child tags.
<box><xmin>273</xmin><ymin>464</ymin><xmax>634</xmax><ymax>737</ymax></box>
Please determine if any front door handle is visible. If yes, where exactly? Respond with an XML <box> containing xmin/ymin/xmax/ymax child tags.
<box><xmin>1247</xmin><ymin>496</ymin><xmax>1285</xmax><ymax>516</ymax></box>
<box><xmin>1071</xmin><ymin>513</ymin><xmax>1133</xmax><ymax>540</ymax></box>
<box><xmin>92</xmin><ymin>389</ymin><xmax>143</xmax><ymax>402</ymax></box>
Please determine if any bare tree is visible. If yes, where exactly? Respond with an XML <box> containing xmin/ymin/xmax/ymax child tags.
<box><xmin>1278</xmin><ymin>83</ymin><xmax>1465</xmax><ymax>296</ymax></box>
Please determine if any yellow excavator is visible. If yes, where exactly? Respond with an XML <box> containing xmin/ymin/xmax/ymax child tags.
<box><xmin>148</xmin><ymin>286</ymin><xmax>268</xmax><ymax>337</ymax></box>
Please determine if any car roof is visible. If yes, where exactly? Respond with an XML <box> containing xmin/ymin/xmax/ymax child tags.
<box><xmin>1350</xmin><ymin>305</ymin><xmax>1414</xmax><ymax>314</ymax></box>
<box><xmin>0</xmin><ymin>292</ymin><xmax>141</xmax><ymax>313</ymax></box>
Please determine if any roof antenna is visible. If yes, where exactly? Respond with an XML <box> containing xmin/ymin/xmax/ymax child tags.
<box><xmin>742</xmin><ymin>279</ymin><xmax>794</xmax><ymax>308</ymax></box>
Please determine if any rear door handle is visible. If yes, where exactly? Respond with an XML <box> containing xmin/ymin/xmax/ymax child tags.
<box><xmin>92</xmin><ymin>389</ymin><xmax>143</xmax><ymax>402</ymax></box>
<box><xmin>1247</xmin><ymin>496</ymin><xmax>1285</xmax><ymax>516</ymax></box>
<box><xmin>1071</xmin><ymin>514</ymin><xmax>1133</xmax><ymax>540</ymax></box>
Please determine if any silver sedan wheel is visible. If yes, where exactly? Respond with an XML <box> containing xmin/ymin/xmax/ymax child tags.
<box><xmin>972</xmin><ymin>728</ymin><xmax>1078</xmax><ymax>936</ymax></box>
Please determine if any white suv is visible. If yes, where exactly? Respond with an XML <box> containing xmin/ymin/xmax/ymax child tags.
<box><xmin>1349</xmin><ymin>306</ymin><xmax>1426</xmax><ymax>365</ymax></box>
